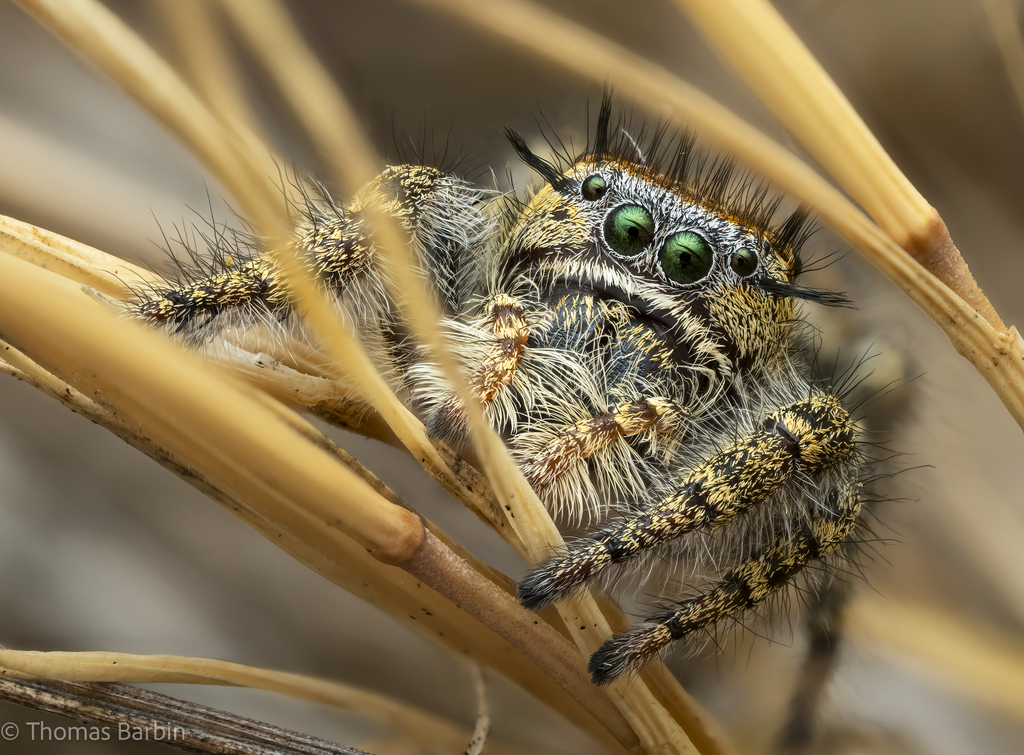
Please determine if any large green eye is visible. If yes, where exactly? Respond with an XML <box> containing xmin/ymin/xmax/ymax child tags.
<box><xmin>581</xmin><ymin>174</ymin><xmax>608</xmax><ymax>201</ymax></box>
<box><xmin>730</xmin><ymin>247</ymin><xmax>759</xmax><ymax>277</ymax></box>
<box><xmin>660</xmin><ymin>231</ymin><xmax>714</xmax><ymax>284</ymax></box>
<box><xmin>603</xmin><ymin>204</ymin><xmax>654</xmax><ymax>257</ymax></box>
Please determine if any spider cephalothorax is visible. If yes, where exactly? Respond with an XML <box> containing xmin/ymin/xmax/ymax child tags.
<box><xmin>133</xmin><ymin>98</ymin><xmax>869</xmax><ymax>685</ymax></box>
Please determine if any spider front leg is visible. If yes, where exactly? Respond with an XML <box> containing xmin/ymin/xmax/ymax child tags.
<box><xmin>520</xmin><ymin>396</ymin><xmax>685</xmax><ymax>495</ymax></box>
<box><xmin>516</xmin><ymin>394</ymin><xmax>861</xmax><ymax>682</ymax></box>
<box><xmin>588</xmin><ymin>481</ymin><xmax>861</xmax><ymax>684</ymax></box>
<box><xmin>426</xmin><ymin>294</ymin><xmax>530</xmax><ymax>442</ymax></box>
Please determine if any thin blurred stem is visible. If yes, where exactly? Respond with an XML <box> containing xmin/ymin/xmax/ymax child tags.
<box><xmin>0</xmin><ymin>213</ymin><xmax>160</xmax><ymax>297</ymax></box>
<box><xmin>0</xmin><ymin>650</ymin><xmax>536</xmax><ymax>755</ymax></box>
<box><xmin>154</xmin><ymin>0</ymin><xmax>259</xmax><ymax>141</ymax></box>
<box><xmin>399</xmin><ymin>530</ymin><xmax>629</xmax><ymax>743</ymax></box>
<box><xmin>13</xmin><ymin>0</ymin><xmax>287</xmax><ymax>232</ymax></box>
<box><xmin>0</xmin><ymin>677</ymin><xmax>371</xmax><ymax>755</ymax></box>
<box><xmin>982</xmin><ymin>0</ymin><xmax>1024</xmax><ymax>136</ymax></box>
<box><xmin>466</xmin><ymin>663</ymin><xmax>490</xmax><ymax>755</ymax></box>
<box><xmin>676</xmin><ymin>0</ymin><xmax>1000</xmax><ymax>328</ymax></box>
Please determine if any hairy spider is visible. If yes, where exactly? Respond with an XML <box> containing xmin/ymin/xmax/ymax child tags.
<box><xmin>132</xmin><ymin>99</ymin><xmax>872</xmax><ymax>686</ymax></box>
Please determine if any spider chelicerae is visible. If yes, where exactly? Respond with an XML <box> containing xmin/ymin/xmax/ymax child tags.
<box><xmin>134</xmin><ymin>98</ymin><xmax>873</xmax><ymax>685</ymax></box>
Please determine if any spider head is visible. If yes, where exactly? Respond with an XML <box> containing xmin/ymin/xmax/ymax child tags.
<box><xmin>499</xmin><ymin>136</ymin><xmax>822</xmax><ymax>378</ymax></box>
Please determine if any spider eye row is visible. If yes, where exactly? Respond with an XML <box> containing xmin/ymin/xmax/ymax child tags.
<box><xmin>581</xmin><ymin>172</ymin><xmax>761</xmax><ymax>286</ymax></box>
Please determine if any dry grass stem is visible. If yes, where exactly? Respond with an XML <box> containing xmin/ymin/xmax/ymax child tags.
<box><xmin>213</xmin><ymin>341</ymin><xmax>398</xmax><ymax>445</ymax></box>
<box><xmin>676</xmin><ymin>0</ymin><xmax>999</xmax><ymax>327</ymax></box>
<box><xmin>676</xmin><ymin>0</ymin><xmax>933</xmax><ymax>238</ymax></box>
<box><xmin>0</xmin><ymin>213</ymin><xmax>160</xmax><ymax>296</ymax></box>
<box><xmin>0</xmin><ymin>650</ymin><xmax>533</xmax><ymax>755</ymax></box>
<box><xmin>0</xmin><ymin>678</ymin><xmax>373</xmax><ymax>755</ymax></box>
<box><xmin>219</xmin><ymin>0</ymin><xmax>382</xmax><ymax>200</ymax></box>
<box><xmin>153</xmin><ymin>0</ymin><xmax>285</xmax><ymax>196</ymax></box>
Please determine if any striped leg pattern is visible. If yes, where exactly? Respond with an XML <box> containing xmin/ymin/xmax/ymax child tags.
<box><xmin>517</xmin><ymin>394</ymin><xmax>861</xmax><ymax>684</ymax></box>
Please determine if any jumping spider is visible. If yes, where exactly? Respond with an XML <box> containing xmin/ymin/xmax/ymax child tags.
<box><xmin>135</xmin><ymin>99</ymin><xmax>872</xmax><ymax>685</ymax></box>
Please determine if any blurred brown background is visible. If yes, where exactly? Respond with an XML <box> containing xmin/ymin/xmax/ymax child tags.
<box><xmin>0</xmin><ymin>1</ymin><xmax>1023</xmax><ymax>753</ymax></box>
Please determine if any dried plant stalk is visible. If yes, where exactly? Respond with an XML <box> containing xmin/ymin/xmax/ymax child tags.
<box><xmin>676</xmin><ymin>0</ymin><xmax>999</xmax><ymax>327</ymax></box>
<box><xmin>0</xmin><ymin>678</ymin><xmax>373</xmax><ymax>755</ymax></box>
<box><xmin>0</xmin><ymin>650</ymin><xmax>548</xmax><ymax>755</ymax></box>
<box><xmin>0</xmin><ymin>240</ymin><xmax>631</xmax><ymax>752</ymax></box>
<box><xmin>678</xmin><ymin>0</ymin><xmax>932</xmax><ymax>237</ymax></box>
<box><xmin>0</xmin><ymin>213</ymin><xmax>160</xmax><ymax>296</ymax></box>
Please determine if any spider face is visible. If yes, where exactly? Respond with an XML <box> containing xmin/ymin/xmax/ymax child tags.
<box><xmin>499</xmin><ymin>157</ymin><xmax>801</xmax><ymax>389</ymax></box>
<box><xmin>134</xmin><ymin>100</ymin><xmax>868</xmax><ymax>686</ymax></box>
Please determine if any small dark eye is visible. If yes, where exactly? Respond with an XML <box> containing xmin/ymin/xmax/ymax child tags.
<box><xmin>603</xmin><ymin>205</ymin><xmax>654</xmax><ymax>257</ymax></box>
<box><xmin>730</xmin><ymin>247</ymin><xmax>759</xmax><ymax>277</ymax></box>
<box><xmin>660</xmin><ymin>231</ymin><xmax>714</xmax><ymax>284</ymax></box>
<box><xmin>581</xmin><ymin>174</ymin><xmax>608</xmax><ymax>201</ymax></box>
